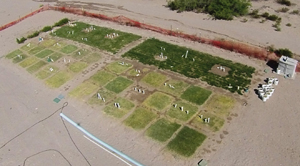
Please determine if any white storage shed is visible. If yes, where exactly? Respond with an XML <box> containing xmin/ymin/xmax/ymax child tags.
<box><xmin>277</xmin><ymin>56</ymin><xmax>298</xmax><ymax>78</ymax></box>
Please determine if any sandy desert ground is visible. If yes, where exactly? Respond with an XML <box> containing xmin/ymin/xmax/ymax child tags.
<box><xmin>0</xmin><ymin>0</ymin><xmax>300</xmax><ymax>166</ymax></box>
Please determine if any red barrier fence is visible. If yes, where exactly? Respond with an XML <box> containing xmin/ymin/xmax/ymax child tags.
<box><xmin>1</xmin><ymin>5</ymin><xmax>299</xmax><ymax>72</ymax></box>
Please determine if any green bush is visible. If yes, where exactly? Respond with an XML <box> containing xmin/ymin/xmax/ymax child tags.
<box><xmin>278</xmin><ymin>7</ymin><xmax>289</xmax><ymax>13</ymax></box>
<box><xmin>290</xmin><ymin>10</ymin><xmax>299</xmax><ymax>15</ymax></box>
<box><xmin>16</xmin><ymin>37</ymin><xmax>27</xmax><ymax>44</ymax></box>
<box><xmin>27</xmin><ymin>31</ymin><xmax>39</xmax><ymax>38</ymax></box>
<box><xmin>277</xmin><ymin>0</ymin><xmax>291</xmax><ymax>6</ymax></box>
<box><xmin>275</xmin><ymin>48</ymin><xmax>293</xmax><ymax>58</ymax></box>
<box><xmin>286</xmin><ymin>23</ymin><xmax>292</xmax><ymax>27</ymax></box>
<box><xmin>261</xmin><ymin>12</ymin><xmax>269</xmax><ymax>18</ymax></box>
<box><xmin>249</xmin><ymin>9</ymin><xmax>260</xmax><ymax>18</ymax></box>
<box><xmin>267</xmin><ymin>14</ymin><xmax>280</xmax><ymax>21</ymax></box>
<box><xmin>53</xmin><ymin>18</ymin><xmax>69</xmax><ymax>27</ymax></box>
<box><xmin>41</xmin><ymin>26</ymin><xmax>52</xmax><ymax>32</ymax></box>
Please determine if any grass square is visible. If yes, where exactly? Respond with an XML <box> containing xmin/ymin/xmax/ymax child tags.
<box><xmin>35</xmin><ymin>49</ymin><xmax>54</xmax><ymax>58</ymax></box>
<box><xmin>190</xmin><ymin>112</ymin><xmax>225</xmax><ymax>132</ymax></box>
<box><xmin>181</xmin><ymin>86</ymin><xmax>212</xmax><ymax>106</ymax></box>
<box><xmin>50</xmin><ymin>42</ymin><xmax>67</xmax><ymax>50</ymax></box>
<box><xmin>47</xmin><ymin>52</ymin><xmax>63</xmax><ymax>62</ymax></box>
<box><xmin>71</xmin><ymin>49</ymin><xmax>90</xmax><ymax>59</ymax></box>
<box><xmin>105</xmin><ymin>77</ymin><xmax>133</xmax><ymax>93</ymax></box>
<box><xmin>143</xmin><ymin>92</ymin><xmax>174</xmax><ymax>112</ymax></box>
<box><xmin>87</xmin><ymin>89</ymin><xmax>116</xmax><ymax>106</ymax></box>
<box><xmin>145</xmin><ymin>118</ymin><xmax>180</xmax><ymax>142</ymax></box>
<box><xmin>167</xmin><ymin>126</ymin><xmax>206</xmax><ymax>157</ymax></box>
<box><xmin>68</xmin><ymin>61</ymin><xmax>88</xmax><ymax>73</ymax></box>
<box><xmin>45</xmin><ymin>71</ymin><xmax>71</xmax><ymax>88</ymax></box>
<box><xmin>89</xmin><ymin>70</ymin><xmax>116</xmax><ymax>86</ymax></box>
<box><xmin>167</xmin><ymin>100</ymin><xmax>198</xmax><ymax>121</ymax></box>
<box><xmin>26</xmin><ymin>60</ymin><xmax>47</xmax><ymax>73</ymax></box>
<box><xmin>20</xmin><ymin>42</ymin><xmax>37</xmax><ymax>51</ymax></box>
<box><xmin>28</xmin><ymin>46</ymin><xmax>45</xmax><ymax>55</ymax></box>
<box><xmin>159</xmin><ymin>79</ymin><xmax>190</xmax><ymax>96</ymax></box>
<box><xmin>204</xmin><ymin>94</ymin><xmax>235</xmax><ymax>117</ymax></box>
<box><xmin>82</xmin><ymin>53</ymin><xmax>102</xmax><ymax>64</ymax></box>
<box><xmin>40</xmin><ymin>39</ymin><xmax>56</xmax><ymax>47</ymax></box>
<box><xmin>141</xmin><ymin>72</ymin><xmax>166</xmax><ymax>88</ymax></box>
<box><xmin>105</xmin><ymin>61</ymin><xmax>132</xmax><ymax>74</ymax></box>
<box><xmin>19</xmin><ymin>57</ymin><xmax>39</xmax><ymax>68</ymax></box>
<box><xmin>12</xmin><ymin>54</ymin><xmax>27</xmax><ymax>63</ymax></box>
<box><xmin>124</xmin><ymin>107</ymin><xmax>157</xmax><ymax>130</ymax></box>
<box><xmin>5</xmin><ymin>49</ymin><xmax>23</xmax><ymax>59</ymax></box>
<box><xmin>103</xmin><ymin>97</ymin><xmax>135</xmax><ymax>118</ymax></box>
<box><xmin>60</xmin><ymin>45</ymin><xmax>78</xmax><ymax>54</ymax></box>
<box><xmin>36</xmin><ymin>65</ymin><xmax>59</xmax><ymax>80</ymax></box>
<box><xmin>69</xmin><ymin>81</ymin><xmax>99</xmax><ymax>99</ymax></box>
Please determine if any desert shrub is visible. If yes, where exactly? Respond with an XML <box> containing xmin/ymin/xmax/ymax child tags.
<box><xmin>27</xmin><ymin>31</ymin><xmax>39</xmax><ymax>38</ymax></box>
<box><xmin>267</xmin><ymin>45</ymin><xmax>275</xmax><ymax>52</ymax></box>
<box><xmin>53</xmin><ymin>18</ymin><xmax>69</xmax><ymax>27</ymax></box>
<box><xmin>277</xmin><ymin>0</ymin><xmax>291</xmax><ymax>6</ymax></box>
<box><xmin>267</xmin><ymin>14</ymin><xmax>280</xmax><ymax>21</ymax></box>
<box><xmin>261</xmin><ymin>12</ymin><xmax>269</xmax><ymax>18</ymax></box>
<box><xmin>241</xmin><ymin>18</ymin><xmax>248</xmax><ymax>22</ymax></box>
<box><xmin>259</xmin><ymin>19</ymin><xmax>266</xmax><ymax>23</ymax></box>
<box><xmin>16</xmin><ymin>37</ymin><xmax>27</xmax><ymax>44</ymax></box>
<box><xmin>277</xmin><ymin>7</ymin><xmax>289</xmax><ymax>13</ymax></box>
<box><xmin>290</xmin><ymin>10</ymin><xmax>299</xmax><ymax>15</ymax></box>
<box><xmin>249</xmin><ymin>9</ymin><xmax>260</xmax><ymax>18</ymax></box>
<box><xmin>275</xmin><ymin>48</ymin><xmax>293</xmax><ymax>58</ymax></box>
<box><xmin>41</xmin><ymin>26</ymin><xmax>52</xmax><ymax>32</ymax></box>
<box><xmin>286</xmin><ymin>23</ymin><xmax>292</xmax><ymax>26</ymax></box>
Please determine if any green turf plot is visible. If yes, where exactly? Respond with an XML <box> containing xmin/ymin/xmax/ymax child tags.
<box><xmin>69</xmin><ymin>81</ymin><xmax>99</xmax><ymax>99</ymax></box>
<box><xmin>141</xmin><ymin>72</ymin><xmax>167</xmax><ymax>88</ymax></box>
<box><xmin>143</xmin><ymin>92</ymin><xmax>174</xmax><ymax>112</ymax></box>
<box><xmin>190</xmin><ymin>112</ymin><xmax>225</xmax><ymax>132</ymax></box>
<box><xmin>40</xmin><ymin>39</ymin><xmax>56</xmax><ymax>47</ymax></box>
<box><xmin>82</xmin><ymin>52</ymin><xmax>102</xmax><ymax>64</ymax></box>
<box><xmin>103</xmin><ymin>97</ymin><xmax>135</xmax><ymax>118</ymax></box>
<box><xmin>20</xmin><ymin>42</ymin><xmax>37</xmax><ymax>51</ymax></box>
<box><xmin>127</xmin><ymin>69</ymin><xmax>139</xmax><ymax>77</ymax></box>
<box><xmin>35</xmin><ymin>49</ymin><xmax>54</xmax><ymax>58</ymax></box>
<box><xmin>12</xmin><ymin>54</ymin><xmax>27</xmax><ymax>63</ymax></box>
<box><xmin>36</xmin><ymin>65</ymin><xmax>59</xmax><ymax>79</ymax></box>
<box><xmin>19</xmin><ymin>57</ymin><xmax>39</xmax><ymax>68</ymax></box>
<box><xmin>68</xmin><ymin>61</ymin><xmax>88</xmax><ymax>73</ymax></box>
<box><xmin>47</xmin><ymin>52</ymin><xmax>63</xmax><ymax>62</ymax></box>
<box><xmin>145</xmin><ymin>118</ymin><xmax>180</xmax><ymax>142</ymax></box>
<box><xmin>28</xmin><ymin>46</ymin><xmax>45</xmax><ymax>55</ymax></box>
<box><xmin>167</xmin><ymin>100</ymin><xmax>198</xmax><ymax>122</ymax></box>
<box><xmin>124</xmin><ymin>107</ymin><xmax>157</xmax><ymax>130</ymax></box>
<box><xmin>54</xmin><ymin>22</ymin><xmax>141</xmax><ymax>54</ymax></box>
<box><xmin>71</xmin><ymin>49</ymin><xmax>90</xmax><ymax>59</ymax></box>
<box><xmin>181</xmin><ymin>86</ymin><xmax>212</xmax><ymax>106</ymax></box>
<box><xmin>167</xmin><ymin>126</ymin><xmax>206</xmax><ymax>157</ymax></box>
<box><xmin>88</xmin><ymin>89</ymin><xmax>116</xmax><ymax>106</ymax></box>
<box><xmin>5</xmin><ymin>49</ymin><xmax>23</xmax><ymax>59</ymax></box>
<box><xmin>105</xmin><ymin>77</ymin><xmax>133</xmax><ymax>93</ymax></box>
<box><xmin>105</xmin><ymin>61</ymin><xmax>132</xmax><ymax>74</ymax></box>
<box><xmin>89</xmin><ymin>70</ymin><xmax>116</xmax><ymax>86</ymax></box>
<box><xmin>60</xmin><ymin>45</ymin><xmax>78</xmax><ymax>54</ymax></box>
<box><xmin>204</xmin><ymin>94</ymin><xmax>235</xmax><ymax>117</ymax></box>
<box><xmin>45</xmin><ymin>71</ymin><xmax>71</xmax><ymax>88</ymax></box>
<box><xmin>26</xmin><ymin>60</ymin><xmax>47</xmax><ymax>73</ymax></box>
<box><xmin>50</xmin><ymin>42</ymin><xmax>67</xmax><ymax>50</ymax></box>
<box><xmin>159</xmin><ymin>79</ymin><xmax>190</xmax><ymax>96</ymax></box>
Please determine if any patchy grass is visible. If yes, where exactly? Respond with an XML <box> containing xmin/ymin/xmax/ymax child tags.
<box><xmin>12</xmin><ymin>54</ymin><xmax>27</xmax><ymax>63</ymax></box>
<box><xmin>143</xmin><ymin>92</ymin><xmax>174</xmax><ymax>112</ymax></box>
<box><xmin>40</xmin><ymin>39</ymin><xmax>56</xmax><ymax>47</ymax></box>
<box><xmin>71</xmin><ymin>49</ymin><xmax>90</xmax><ymax>59</ymax></box>
<box><xmin>54</xmin><ymin>22</ymin><xmax>141</xmax><ymax>54</ymax></box>
<box><xmin>82</xmin><ymin>52</ymin><xmax>102</xmax><ymax>64</ymax></box>
<box><xmin>127</xmin><ymin>68</ymin><xmax>140</xmax><ymax>77</ymax></box>
<box><xmin>146</xmin><ymin>118</ymin><xmax>180</xmax><ymax>142</ymax></box>
<box><xmin>141</xmin><ymin>72</ymin><xmax>167</xmax><ymax>88</ymax></box>
<box><xmin>167</xmin><ymin>126</ymin><xmax>206</xmax><ymax>157</ymax></box>
<box><xmin>47</xmin><ymin>52</ymin><xmax>63</xmax><ymax>62</ymax></box>
<box><xmin>89</xmin><ymin>70</ymin><xmax>116</xmax><ymax>86</ymax></box>
<box><xmin>167</xmin><ymin>100</ymin><xmax>198</xmax><ymax>122</ymax></box>
<box><xmin>35</xmin><ymin>49</ymin><xmax>54</xmax><ymax>58</ymax></box>
<box><xmin>88</xmin><ymin>89</ymin><xmax>116</xmax><ymax>106</ymax></box>
<box><xmin>124</xmin><ymin>107</ymin><xmax>157</xmax><ymax>130</ymax></box>
<box><xmin>26</xmin><ymin>60</ymin><xmax>47</xmax><ymax>73</ymax></box>
<box><xmin>103</xmin><ymin>97</ymin><xmax>135</xmax><ymax>118</ymax></box>
<box><xmin>159</xmin><ymin>79</ymin><xmax>190</xmax><ymax>96</ymax></box>
<box><xmin>50</xmin><ymin>42</ymin><xmax>67</xmax><ymax>50</ymax></box>
<box><xmin>204</xmin><ymin>94</ymin><xmax>235</xmax><ymax>117</ymax></box>
<box><xmin>68</xmin><ymin>61</ymin><xmax>88</xmax><ymax>73</ymax></box>
<box><xmin>35</xmin><ymin>65</ymin><xmax>59</xmax><ymax>79</ymax></box>
<box><xmin>19</xmin><ymin>57</ymin><xmax>39</xmax><ymax>68</ymax></box>
<box><xmin>28</xmin><ymin>46</ymin><xmax>45</xmax><ymax>55</ymax></box>
<box><xmin>45</xmin><ymin>71</ymin><xmax>71</xmax><ymax>88</ymax></box>
<box><xmin>181</xmin><ymin>86</ymin><xmax>212</xmax><ymax>106</ymax></box>
<box><xmin>190</xmin><ymin>112</ymin><xmax>225</xmax><ymax>132</ymax></box>
<box><xmin>6</xmin><ymin>49</ymin><xmax>23</xmax><ymax>59</ymax></box>
<box><xmin>20</xmin><ymin>43</ymin><xmax>37</xmax><ymax>51</ymax></box>
<box><xmin>105</xmin><ymin>77</ymin><xmax>133</xmax><ymax>93</ymax></box>
<box><xmin>105</xmin><ymin>61</ymin><xmax>133</xmax><ymax>74</ymax></box>
<box><xmin>60</xmin><ymin>45</ymin><xmax>78</xmax><ymax>54</ymax></box>
<box><xmin>69</xmin><ymin>81</ymin><xmax>99</xmax><ymax>99</ymax></box>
